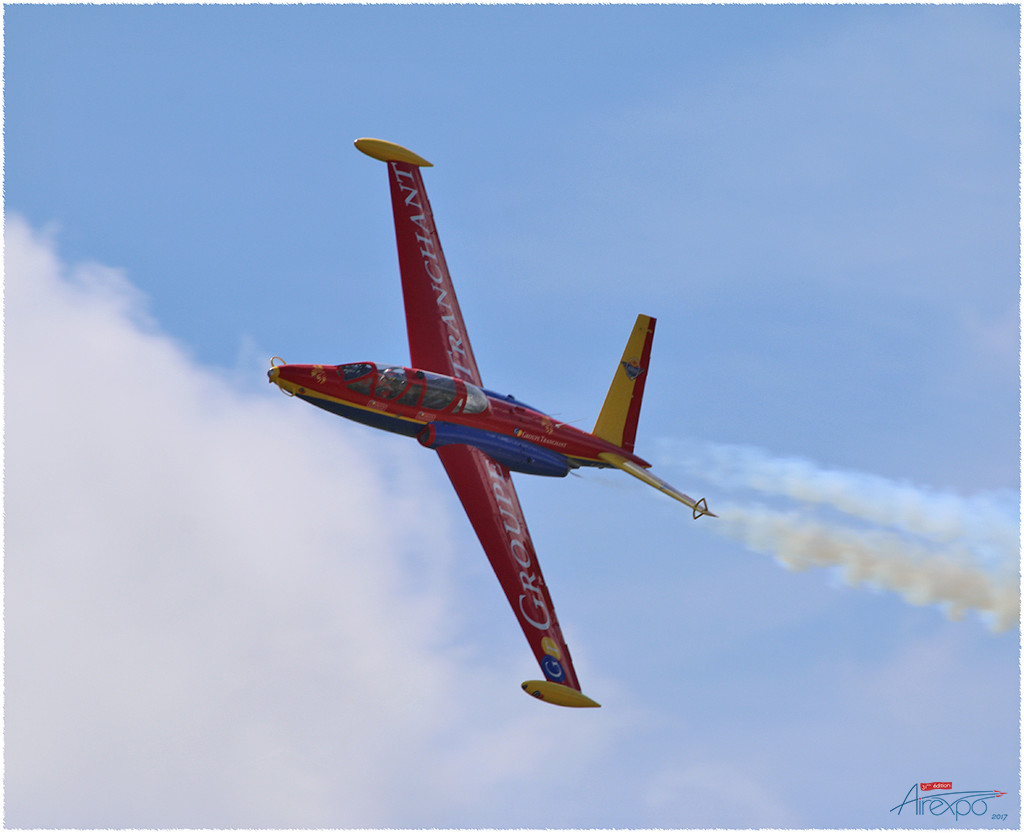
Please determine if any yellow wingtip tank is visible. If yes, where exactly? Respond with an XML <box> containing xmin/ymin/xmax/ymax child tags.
<box><xmin>354</xmin><ymin>137</ymin><xmax>433</xmax><ymax>167</ymax></box>
<box><xmin>521</xmin><ymin>680</ymin><xmax>602</xmax><ymax>708</ymax></box>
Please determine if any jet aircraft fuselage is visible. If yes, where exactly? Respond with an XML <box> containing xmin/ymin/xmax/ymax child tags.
<box><xmin>268</xmin><ymin>360</ymin><xmax>652</xmax><ymax>478</ymax></box>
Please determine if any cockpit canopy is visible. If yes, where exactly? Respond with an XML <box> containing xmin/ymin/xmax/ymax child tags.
<box><xmin>336</xmin><ymin>362</ymin><xmax>488</xmax><ymax>414</ymax></box>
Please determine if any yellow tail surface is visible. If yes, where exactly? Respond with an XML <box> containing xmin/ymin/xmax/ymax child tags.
<box><xmin>593</xmin><ymin>314</ymin><xmax>656</xmax><ymax>453</ymax></box>
<box><xmin>598</xmin><ymin>452</ymin><xmax>717</xmax><ymax>519</ymax></box>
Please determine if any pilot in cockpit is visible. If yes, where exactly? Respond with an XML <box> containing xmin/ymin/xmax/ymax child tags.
<box><xmin>375</xmin><ymin>368</ymin><xmax>406</xmax><ymax>399</ymax></box>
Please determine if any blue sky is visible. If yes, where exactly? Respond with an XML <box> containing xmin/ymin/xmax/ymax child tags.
<box><xmin>5</xmin><ymin>3</ymin><xmax>1020</xmax><ymax>829</ymax></box>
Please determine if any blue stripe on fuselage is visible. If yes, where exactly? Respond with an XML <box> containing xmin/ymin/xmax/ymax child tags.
<box><xmin>297</xmin><ymin>393</ymin><xmax>423</xmax><ymax>437</ymax></box>
<box><xmin>483</xmin><ymin>389</ymin><xmax>544</xmax><ymax>412</ymax></box>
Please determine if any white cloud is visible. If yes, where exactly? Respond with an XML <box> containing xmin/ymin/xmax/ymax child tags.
<box><xmin>3</xmin><ymin>216</ymin><xmax>615</xmax><ymax>827</ymax></box>
<box><xmin>5</xmin><ymin>214</ymin><xmax>1017</xmax><ymax>830</ymax></box>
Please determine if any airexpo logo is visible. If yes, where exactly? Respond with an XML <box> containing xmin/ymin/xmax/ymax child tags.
<box><xmin>891</xmin><ymin>782</ymin><xmax>1008</xmax><ymax>821</ymax></box>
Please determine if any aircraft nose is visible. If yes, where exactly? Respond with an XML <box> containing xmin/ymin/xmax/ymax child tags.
<box><xmin>267</xmin><ymin>360</ymin><xmax>296</xmax><ymax>397</ymax></box>
<box><xmin>268</xmin><ymin>357</ymin><xmax>287</xmax><ymax>384</ymax></box>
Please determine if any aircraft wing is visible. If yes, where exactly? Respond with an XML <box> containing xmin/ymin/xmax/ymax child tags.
<box><xmin>358</xmin><ymin>140</ymin><xmax>596</xmax><ymax>706</ymax></box>
<box><xmin>356</xmin><ymin>138</ymin><xmax>483</xmax><ymax>386</ymax></box>
<box><xmin>436</xmin><ymin>444</ymin><xmax>600</xmax><ymax>707</ymax></box>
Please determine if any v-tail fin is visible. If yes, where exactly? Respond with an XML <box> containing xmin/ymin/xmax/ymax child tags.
<box><xmin>593</xmin><ymin>314</ymin><xmax>655</xmax><ymax>453</ymax></box>
<box><xmin>599</xmin><ymin>452</ymin><xmax>717</xmax><ymax>519</ymax></box>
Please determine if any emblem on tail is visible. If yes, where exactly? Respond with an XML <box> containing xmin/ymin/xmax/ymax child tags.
<box><xmin>593</xmin><ymin>315</ymin><xmax>715</xmax><ymax>519</ymax></box>
<box><xmin>621</xmin><ymin>357</ymin><xmax>645</xmax><ymax>381</ymax></box>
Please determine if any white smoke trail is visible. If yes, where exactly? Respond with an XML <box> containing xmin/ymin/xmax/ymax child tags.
<box><xmin>660</xmin><ymin>441</ymin><xmax>1020</xmax><ymax>632</ymax></box>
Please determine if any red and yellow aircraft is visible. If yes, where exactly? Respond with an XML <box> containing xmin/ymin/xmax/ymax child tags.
<box><xmin>269</xmin><ymin>138</ymin><xmax>714</xmax><ymax>708</ymax></box>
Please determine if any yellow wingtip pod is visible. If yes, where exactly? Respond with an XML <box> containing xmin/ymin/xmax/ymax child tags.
<box><xmin>521</xmin><ymin>680</ymin><xmax>601</xmax><ymax>708</ymax></box>
<box><xmin>354</xmin><ymin>137</ymin><xmax>433</xmax><ymax>167</ymax></box>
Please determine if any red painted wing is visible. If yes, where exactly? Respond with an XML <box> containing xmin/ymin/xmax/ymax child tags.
<box><xmin>385</xmin><ymin>161</ymin><xmax>483</xmax><ymax>386</ymax></box>
<box><xmin>436</xmin><ymin>443</ymin><xmax>582</xmax><ymax>691</ymax></box>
